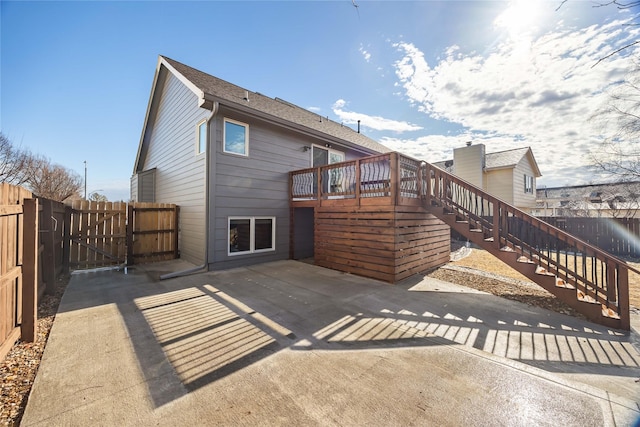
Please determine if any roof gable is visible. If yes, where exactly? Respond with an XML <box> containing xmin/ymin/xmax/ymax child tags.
<box><xmin>433</xmin><ymin>146</ymin><xmax>542</xmax><ymax>177</ymax></box>
<box><xmin>485</xmin><ymin>147</ymin><xmax>541</xmax><ymax>176</ymax></box>
<box><xmin>160</xmin><ymin>56</ymin><xmax>391</xmax><ymax>154</ymax></box>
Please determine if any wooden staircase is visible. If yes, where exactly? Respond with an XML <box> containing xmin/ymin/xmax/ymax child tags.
<box><xmin>422</xmin><ymin>162</ymin><xmax>633</xmax><ymax>330</ymax></box>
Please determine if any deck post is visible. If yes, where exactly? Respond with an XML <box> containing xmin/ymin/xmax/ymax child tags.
<box><xmin>390</xmin><ymin>152</ymin><xmax>398</xmax><ymax>205</ymax></box>
<box><xmin>424</xmin><ymin>163</ymin><xmax>431</xmax><ymax>207</ymax></box>
<box><xmin>316</xmin><ymin>166</ymin><xmax>323</xmax><ymax>206</ymax></box>
<box><xmin>618</xmin><ymin>266</ymin><xmax>630</xmax><ymax>330</ymax></box>
<box><xmin>355</xmin><ymin>158</ymin><xmax>361</xmax><ymax>206</ymax></box>
<box><xmin>416</xmin><ymin>162</ymin><xmax>423</xmax><ymax>201</ymax></box>
<box><xmin>492</xmin><ymin>201</ymin><xmax>500</xmax><ymax>248</ymax></box>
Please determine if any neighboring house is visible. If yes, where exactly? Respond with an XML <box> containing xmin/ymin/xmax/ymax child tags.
<box><xmin>433</xmin><ymin>142</ymin><xmax>542</xmax><ymax>212</ymax></box>
<box><xmin>131</xmin><ymin>55</ymin><xmax>390</xmax><ymax>270</ymax></box>
<box><xmin>534</xmin><ymin>181</ymin><xmax>640</xmax><ymax>218</ymax></box>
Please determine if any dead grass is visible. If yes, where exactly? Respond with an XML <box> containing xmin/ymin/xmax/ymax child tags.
<box><xmin>452</xmin><ymin>248</ymin><xmax>640</xmax><ymax>309</ymax></box>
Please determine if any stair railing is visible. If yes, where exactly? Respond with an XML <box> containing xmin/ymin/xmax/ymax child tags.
<box><xmin>423</xmin><ymin>162</ymin><xmax>633</xmax><ymax>329</ymax></box>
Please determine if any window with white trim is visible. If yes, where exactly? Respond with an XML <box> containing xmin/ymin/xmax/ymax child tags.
<box><xmin>524</xmin><ymin>174</ymin><xmax>534</xmax><ymax>194</ymax></box>
<box><xmin>223</xmin><ymin>118</ymin><xmax>249</xmax><ymax>156</ymax></box>
<box><xmin>197</xmin><ymin>120</ymin><xmax>207</xmax><ymax>154</ymax></box>
<box><xmin>228</xmin><ymin>217</ymin><xmax>275</xmax><ymax>255</ymax></box>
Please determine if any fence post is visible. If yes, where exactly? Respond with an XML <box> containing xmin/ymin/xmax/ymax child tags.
<box><xmin>62</xmin><ymin>206</ymin><xmax>71</xmax><ymax>275</ymax></box>
<box><xmin>40</xmin><ymin>198</ymin><xmax>56</xmax><ymax>295</ymax></box>
<box><xmin>173</xmin><ymin>206</ymin><xmax>180</xmax><ymax>259</ymax></box>
<box><xmin>126</xmin><ymin>204</ymin><xmax>134</xmax><ymax>266</ymax></box>
<box><xmin>21</xmin><ymin>198</ymin><xmax>38</xmax><ymax>343</ymax></box>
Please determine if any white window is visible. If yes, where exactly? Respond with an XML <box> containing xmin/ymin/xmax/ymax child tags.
<box><xmin>223</xmin><ymin>118</ymin><xmax>249</xmax><ymax>156</ymax></box>
<box><xmin>524</xmin><ymin>175</ymin><xmax>534</xmax><ymax>194</ymax></box>
<box><xmin>197</xmin><ymin>120</ymin><xmax>207</xmax><ymax>154</ymax></box>
<box><xmin>228</xmin><ymin>217</ymin><xmax>275</xmax><ymax>255</ymax></box>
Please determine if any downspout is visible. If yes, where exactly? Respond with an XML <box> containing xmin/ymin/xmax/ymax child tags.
<box><xmin>161</xmin><ymin>101</ymin><xmax>219</xmax><ymax>280</ymax></box>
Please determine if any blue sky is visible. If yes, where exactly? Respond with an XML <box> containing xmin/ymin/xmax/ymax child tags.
<box><xmin>2</xmin><ymin>1</ymin><xmax>639</xmax><ymax>201</ymax></box>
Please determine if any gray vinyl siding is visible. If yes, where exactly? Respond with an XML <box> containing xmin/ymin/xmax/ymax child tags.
<box><xmin>139</xmin><ymin>72</ymin><xmax>209</xmax><ymax>264</ymax></box>
<box><xmin>209</xmin><ymin>107</ymin><xmax>368</xmax><ymax>270</ymax></box>
<box><xmin>130</xmin><ymin>174</ymin><xmax>138</xmax><ymax>202</ymax></box>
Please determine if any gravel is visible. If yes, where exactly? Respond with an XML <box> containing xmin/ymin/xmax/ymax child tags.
<box><xmin>0</xmin><ymin>275</ymin><xmax>69</xmax><ymax>426</ymax></box>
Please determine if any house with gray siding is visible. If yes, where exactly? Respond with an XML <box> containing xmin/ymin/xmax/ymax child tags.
<box><xmin>433</xmin><ymin>142</ymin><xmax>542</xmax><ymax>213</ymax></box>
<box><xmin>132</xmin><ymin>55</ymin><xmax>390</xmax><ymax>271</ymax></box>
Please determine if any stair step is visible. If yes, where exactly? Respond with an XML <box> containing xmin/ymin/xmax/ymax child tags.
<box><xmin>555</xmin><ymin>278</ymin><xmax>575</xmax><ymax>289</ymax></box>
<box><xmin>484</xmin><ymin>237</ymin><xmax>494</xmax><ymax>242</ymax></box>
<box><xmin>602</xmin><ymin>305</ymin><xmax>621</xmax><ymax>319</ymax></box>
<box><xmin>535</xmin><ymin>266</ymin><xmax>555</xmax><ymax>276</ymax></box>
<box><xmin>577</xmin><ymin>290</ymin><xmax>598</xmax><ymax>304</ymax></box>
<box><xmin>470</xmin><ymin>228</ymin><xmax>483</xmax><ymax>233</ymax></box>
<box><xmin>456</xmin><ymin>220</ymin><xmax>469</xmax><ymax>224</ymax></box>
<box><xmin>516</xmin><ymin>256</ymin><xmax>535</xmax><ymax>264</ymax></box>
<box><xmin>500</xmin><ymin>246</ymin><xmax>515</xmax><ymax>252</ymax></box>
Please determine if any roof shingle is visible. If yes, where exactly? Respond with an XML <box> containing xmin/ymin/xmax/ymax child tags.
<box><xmin>162</xmin><ymin>56</ymin><xmax>391</xmax><ymax>154</ymax></box>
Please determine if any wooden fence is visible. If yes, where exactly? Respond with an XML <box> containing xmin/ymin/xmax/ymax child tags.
<box><xmin>66</xmin><ymin>200</ymin><xmax>179</xmax><ymax>269</ymax></box>
<box><xmin>536</xmin><ymin>217</ymin><xmax>640</xmax><ymax>258</ymax></box>
<box><xmin>0</xmin><ymin>184</ymin><xmax>38</xmax><ymax>362</ymax></box>
<box><xmin>1</xmin><ymin>191</ymin><xmax>180</xmax><ymax>363</ymax></box>
<box><xmin>39</xmin><ymin>198</ymin><xmax>68</xmax><ymax>296</ymax></box>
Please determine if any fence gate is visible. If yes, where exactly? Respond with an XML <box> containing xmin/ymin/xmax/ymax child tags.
<box><xmin>67</xmin><ymin>201</ymin><xmax>179</xmax><ymax>269</ymax></box>
<box><xmin>0</xmin><ymin>183</ymin><xmax>37</xmax><ymax>362</ymax></box>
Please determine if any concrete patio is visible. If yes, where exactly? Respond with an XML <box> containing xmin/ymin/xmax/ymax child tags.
<box><xmin>21</xmin><ymin>260</ymin><xmax>640</xmax><ymax>426</ymax></box>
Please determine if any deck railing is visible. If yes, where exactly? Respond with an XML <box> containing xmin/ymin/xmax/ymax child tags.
<box><xmin>290</xmin><ymin>151</ymin><xmax>635</xmax><ymax>329</ymax></box>
<box><xmin>425</xmin><ymin>162</ymin><xmax>634</xmax><ymax>329</ymax></box>
<box><xmin>290</xmin><ymin>152</ymin><xmax>424</xmax><ymax>206</ymax></box>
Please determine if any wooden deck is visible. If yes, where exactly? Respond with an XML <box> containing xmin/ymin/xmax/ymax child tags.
<box><xmin>291</xmin><ymin>151</ymin><xmax>634</xmax><ymax>329</ymax></box>
<box><xmin>290</xmin><ymin>152</ymin><xmax>450</xmax><ymax>283</ymax></box>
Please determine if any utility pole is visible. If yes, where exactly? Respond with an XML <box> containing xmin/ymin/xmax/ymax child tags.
<box><xmin>84</xmin><ymin>160</ymin><xmax>87</xmax><ymax>199</ymax></box>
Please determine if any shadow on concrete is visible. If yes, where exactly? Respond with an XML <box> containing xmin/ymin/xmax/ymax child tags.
<box><xmin>59</xmin><ymin>260</ymin><xmax>640</xmax><ymax>409</ymax></box>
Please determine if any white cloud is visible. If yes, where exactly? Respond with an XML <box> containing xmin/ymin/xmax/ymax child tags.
<box><xmin>332</xmin><ymin>99</ymin><xmax>423</xmax><ymax>133</ymax></box>
<box><xmin>359</xmin><ymin>45</ymin><xmax>372</xmax><ymax>62</ymax></box>
<box><xmin>389</xmin><ymin>17</ymin><xmax>640</xmax><ymax>186</ymax></box>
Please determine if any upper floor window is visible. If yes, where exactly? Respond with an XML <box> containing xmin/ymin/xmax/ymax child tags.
<box><xmin>224</xmin><ymin>118</ymin><xmax>249</xmax><ymax>156</ymax></box>
<box><xmin>524</xmin><ymin>174</ymin><xmax>534</xmax><ymax>194</ymax></box>
<box><xmin>197</xmin><ymin>120</ymin><xmax>207</xmax><ymax>154</ymax></box>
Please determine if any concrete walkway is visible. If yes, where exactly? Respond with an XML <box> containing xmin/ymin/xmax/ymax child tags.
<box><xmin>21</xmin><ymin>260</ymin><xmax>640</xmax><ymax>426</ymax></box>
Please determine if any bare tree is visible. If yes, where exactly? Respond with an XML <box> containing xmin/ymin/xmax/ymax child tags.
<box><xmin>0</xmin><ymin>133</ymin><xmax>34</xmax><ymax>185</ymax></box>
<box><xmin>89</xmin><ymin>192</ymin><xmax>108</xmax><ymax>202</ymax></box>
<box><xmin>26</xmin><ymin>154</ymin><xmax>83</xmax><ymax>202</ymax></box>
<box><xmin>557</xmin><ymin>1</ymin><xmax>639</xmax><ymax>67</ymax></box>
<box><xmin>602</xmin><ymin>183</ymin><xmax>640</xmax><ymax>218</ymax></box>
<box><xmin>590</xmin><ymin>66</ymin><xmax>640</xmax><ymax>181</ymax></box>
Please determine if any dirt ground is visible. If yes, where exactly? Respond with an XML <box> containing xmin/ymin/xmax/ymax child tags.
<box><xmin>444</xmin><ymin>247</ymin><xmax>640</xmax><ymax>310</ymax></box>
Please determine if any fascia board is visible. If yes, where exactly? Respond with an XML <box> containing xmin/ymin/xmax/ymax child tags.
<box><xmin>133</xmin><ymin>57</ymin><xmax>166</xmax><ymax>174</ymax></box>
<box><xmin>209</xmin><ymin>97</ymin><xmax>381</xmax><ymax>156</ymax></box>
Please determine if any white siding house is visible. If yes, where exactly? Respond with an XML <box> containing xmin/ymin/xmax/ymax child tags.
<box><xmin>434</xmin><ymin>142</ymin><xmax>542</xmax><ymax>212</ymax></box>
<box><xmin>534</xmin><ymin>181</ymin><xmax>640</xmax><ymax>218</ymax></box>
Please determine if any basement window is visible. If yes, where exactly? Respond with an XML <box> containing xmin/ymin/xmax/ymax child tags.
<box><xmin>228</xmin><ymin>217</ymin><xmax>275</xmax><ymax>255</ymax></box>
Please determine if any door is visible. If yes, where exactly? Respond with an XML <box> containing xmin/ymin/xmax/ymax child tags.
<box><xmin>312</xmin><ymin>145</ymin><xmax>345</xmax><ymax>195</ymax></box>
